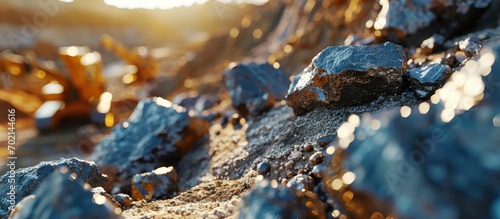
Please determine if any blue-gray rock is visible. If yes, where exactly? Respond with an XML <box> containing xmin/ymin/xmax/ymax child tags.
<box><xmin>311</xmin><ymin>164</ymin><xmax>324</xmax><ymax>179</ymax></box>
<box><xmin>0</xmin><ymin>157</ymin><xmax>107</xmax><ymax>218</ymax></box>
<box><xmin>9</xmin><ymin>169</ymin><xmax>120</xmax><ymax>219</ymax></box>
<box><xmin>286</xmin><ymin>174</ymin><xmax>315</xmax><ymax>192</ymax></box>
<box><xmin>404</xmin><ymin>63</ymin><xmax>450</xmax><ymax>99</ymax></box>
<box><xmin>286</xmin><ymin>42</ymin><xmax>405</xmax><ymax>115</ymax></box>
<box><xmin>131</xmin><ymin>166</ymin><xmax>178</xmax><ymax>201</ymax></box>
<box><xmin>172</xmin><ymin>92</ymin><xmax>215</xmax><ymax>112</ymax></box>
<box><xmin>324</xmin><ymin>46</ymin><xmax>500</xmax><ymax>219</ymax></box>
<box><xmin>238</xmin><ymin>180</ymin><xmax>325</xmax><ymax>219</ymax></box>
<box><xmin>370</xmin><ymin>0</ymin><xmax>492</xmax><ymax>45</ymax></box>
<box><xmin>256</xmin><ymin>161</ymin><xmax>270</xmax><ymax>175</ymax></box>
<box><xmin>419</xmin><ymin>34</ymin><xmax>446</xmax><ymax>55</ymax></box>
<box><xmin>316</xmin><ymin>135</ymin><xmax>334</xmax><ymax>147</ymax></box>
<box><xmin>459</xmin><ymin>37</ymin><xmax>483</xmax><ymax>57</ymax></box>
<box><xmin>89</xmin><ymin>97</ymin><xmax>209</xmax><ymax>193</ymax></box>
<box><xmin>223</xmin><ymin>62</ymin><xmax>290</xmax><ymax>116</ymax></box>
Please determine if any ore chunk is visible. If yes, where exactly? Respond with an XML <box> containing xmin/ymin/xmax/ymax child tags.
<box><xmin>311</xmin><ymin>165</ymin><xmax>324</xmax><ymax>179</ymax></box>
<box><xmin>172</xmin><ymin>92</ymin><xmax>215</xmax><ymax>112</ymax></box>
<box><xmin>223</xmin><ymin>62</ymin><xmax>290</xmax><ymax>116</ymax></box>
<box><xmin>316</xmin><ymin>135</ymin><xmax>334</xmax><ymax>147</ymax></box>
<box><xmin>372</xmin><ymin>0</ymin><xmax>435</xmax><ymax>41</ymax></box>
<box><xmin>89</xmin><ymin>97</ymin><xmax>209</xmax><ymax>192</ymax></box>
<box><xmin>286</xmin><ymin>42</ymin><xmax>405</xmax><ymax>115</ymax></box>
<box><xmin>113</xmin><ymin>194</ymin><xmax>132</xmax><ymax>208</ymax></box>
<box><xmin>9</xmin><ymin>169</ymin><xmax>120</xmax><ymax>219</ymax></box>
<box><xmin>302</xmin><ymin>143</ymin><xmax>314</xmax><ymax>152</ymax></box>
<box><xmin>238</xmin><ymin>180</ymin><xmax>325</xmax><ymax>219</ymax></box>
<box><xmin>370</xmin><ymin>0</ymin><xmax>492</xmax><ymax>46</ymax></box>
<box><xmin>131</xmin><ymin>166</ymin><xmax>178</xmax><ymax>201</ymax></box>
<box><xmin>308</xmin><ymin>152</ymin><xmax>323</xmax><ymax>165</ymax></box>
<box><xmin>256</xmin><ymin>162</ymin><xmax>271</xmax><ymax>175</ymax></box>
<box><xmin>286</xmin><ymin>174</ymin><xmax>315</xmax><ymax>192</ymax></box>
<box><xmin>419</xmin><ymin>34</ymin><xmax>446</xmax><ymax>55</ymax></box>
<box><xmin>459</xmin><ymin>37</ymin><xmax>483</xmax><ymax>57</ymax></box>
<box><xmin>91</xmin><ymin>187</ymin><xmax>122</xmax><ymax>207</ymax></box>
<box><xmin>0</xmin><ymin>157</ymin><xmax>107</xmax><ymax>218</ymax></box>
<box><xmin>404</xmin><ymin>63</ymin><xmax>449</xmax><ymax>99</ymax></box>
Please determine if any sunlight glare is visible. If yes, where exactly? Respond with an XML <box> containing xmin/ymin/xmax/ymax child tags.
<box><xmin>102</xmin><ymin>0</ymin><xmax>268</xmax><ymax>10</ymax></box>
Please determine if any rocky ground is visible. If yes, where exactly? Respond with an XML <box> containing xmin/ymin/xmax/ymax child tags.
<box><xmin>1</xmin><ymin>0</ymin><xmax>500</xmax><ymax>218</ymax></box>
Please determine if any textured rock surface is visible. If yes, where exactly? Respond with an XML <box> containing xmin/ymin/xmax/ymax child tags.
<box><xmin>286</xmin><ymin>42</ymin><xmax>405</xmax><ymax>115</ymax></box>
<box><xmin>238</xmin><ymin>179</ymin><xmax>325</xmax><ymax>219</ymax></box>
<box><xmin>405</xmin><ymin>63</ymin><xmax>450</xmax><ymax>99</ymax></box>
<box><xmin>9</xmin><ymin>169</ymin><xmax>121</xmax><ymax>219</ymax></box>
<box><xmin>0</xmin><ymin>157</ymin><xmax>107</xmax><ymax>218</ymax></box>
<box><xmin>89</xmin><ymin>97</ymin><xmax>209</xmax><ymax>193</ymax></box>
<box><xmin>131</xmin><ymin>166</ymin><xmax>179</xmax><ymax>201</ymax></box>
<box><xmin>223</xmin><ymin>62</ymin><xmax>290</xmax><ymax>116</ymax></box>
<box><xmin>324</xmin><ymin>48</ymin><xmax>500</xmax><ymax>219</ymax></box>
<box><xmin>370</xmin><ymin>0</ymin><xmax>492</xmax><ymax>45</ymax></box>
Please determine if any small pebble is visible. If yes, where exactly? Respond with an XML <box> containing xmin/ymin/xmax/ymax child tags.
<box><xmin>285</xmin><ymin>161</ymin><xmax>295</xmax><ymax>170</ymax></box>
<box><xmin>302</xmin><ymin>143</ymin><xmax>314</xmax><ymax>152</ymax></box>
<box><xmin>256</xmin><ymin>162</ymin><xmax>271</xmax><ymax>174</ymax></box>
<box><xmin>309</xmin><ymin>151</ymin><xmax>324</xmax><ymax>165</ymax></box>
<box><xmin>316</xmin><ymin>135</ymin><xmax>335</xmax><ymax>147</ymax></box>
<box><xmin>286</xmin><ymin>174</ymin><xmax>315</xmax><ymax>192</ymax></box>
<box><xmin>311</xmin><ymin>164</ymin><xmax>324</xmax><ymax>179</ymax></box>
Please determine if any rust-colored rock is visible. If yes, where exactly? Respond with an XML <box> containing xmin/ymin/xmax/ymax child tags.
<box><xmin>131</xmin><ymin>167</ymin><xmax>179</xmax><ymax>201</ymax></box>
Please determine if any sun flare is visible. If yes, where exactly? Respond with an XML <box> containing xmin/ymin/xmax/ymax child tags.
<box><xmin>102</xmin><ymin>0</ymin><xmax>268</xmax><ymax>10</ymax></box>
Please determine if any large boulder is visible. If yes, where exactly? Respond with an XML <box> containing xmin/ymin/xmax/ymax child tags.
<box><xmin>89</xmin><ymin>97</ymin><xmax>209</xmax><ymax>193</ymax></box>
<box><xmin>9</xmin><ymin>169</ymin><xmax>121</xmax><ymax>219</ymax></box>
<box><xmin>223</xmin><ymin>62</ymin><xmax>290</xmax><ymax>116</ymax></box>
<box><xmin>0</xmin><ymin>157</ymin><xmax>107</xmax><ymax>218</ymax></box>
<box><xmin>286</xmin><ymin>42</ymin><xmax>405</xmax><ymax>115</ymax></box>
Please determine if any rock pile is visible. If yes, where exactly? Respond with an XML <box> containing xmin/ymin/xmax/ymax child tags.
<box><xmin>323</xmin><ymin>47</ymin><xmax>500</xmax><ymax>219</ymax></box>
